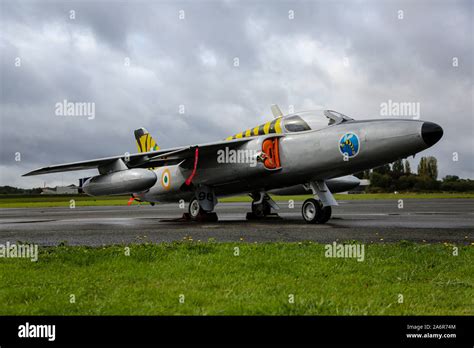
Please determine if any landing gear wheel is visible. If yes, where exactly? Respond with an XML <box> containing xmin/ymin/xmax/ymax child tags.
<box><xmin>302</xmin><ymin>198</ymin><xmax>332</xmax><ymax>224</ymax></box>
<box><xmin>251</xmin><ymin>200</ymin><xmax>271</xmax><ymax>218</ymax></box>
<box><xmin>320</xmin><ymin>205</ymin><xmax>332</xmax><ymax>224</ymax></box>
<box><xmin>186</xmin><ymin>198</ymin><xmax>218</xmax><ymax>222</ymax></box>
<box><xmin>188</xmin><ymin>197</ymin><xmax>204</xmax><ymax>220</ymax></box>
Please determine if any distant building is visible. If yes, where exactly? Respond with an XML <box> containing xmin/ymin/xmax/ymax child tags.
<box><xmin>41</xmin><ymin>184</ymin><xmax>79</xmax><ymax>195</ymax></box>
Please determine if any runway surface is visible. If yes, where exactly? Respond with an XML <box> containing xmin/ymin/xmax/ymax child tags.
<box><xmin>0</xmin><ymin>199</ymin><xmax>473</xmax><ymax>246</ymax></box>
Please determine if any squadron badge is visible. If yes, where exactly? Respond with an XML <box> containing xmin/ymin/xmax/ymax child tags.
<box><xmin>339</xmin><ymin>132</ymin><xmax>360</xmax><ymax>158</ymax></box>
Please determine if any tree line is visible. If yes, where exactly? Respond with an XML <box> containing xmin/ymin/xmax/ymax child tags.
<box><xmin>355</xmin><ymin>156</ymin><xmax>474</xmax><ymax>192</ymax></box>
<box><xmin>0</xmin><ymin>186</ymin><xmax>44</xmax><ymax>195</ymax></box>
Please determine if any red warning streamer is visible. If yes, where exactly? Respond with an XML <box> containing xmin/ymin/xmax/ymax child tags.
<box><xmin>185</xmin><ymin>147</ymin><xmax>199</xmax><ymax>186</ymax></box>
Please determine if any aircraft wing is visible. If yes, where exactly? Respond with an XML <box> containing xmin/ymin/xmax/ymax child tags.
<box><xmin>22</xmin><ymin>138</ymin><xmax>252</xmax><ymax>176</ymax></box>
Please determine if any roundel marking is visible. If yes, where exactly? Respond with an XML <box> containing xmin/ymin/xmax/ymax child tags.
<box><xmin>339</xmin><ymin>132</ymin><xmax>360</xmax><ymax>158</ymax></box>
<box><xmin>161</xmin><ymin>169</ymin><xmax>171</xmax><ymax>190</ymax></box>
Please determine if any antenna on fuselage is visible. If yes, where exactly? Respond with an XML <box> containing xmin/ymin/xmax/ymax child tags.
<box><xmin>270</xmin><ymin>104</ymin><xmax>284</xmax><ymax>119</ymax></box>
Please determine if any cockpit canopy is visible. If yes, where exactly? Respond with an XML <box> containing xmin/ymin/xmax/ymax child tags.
<box><xmin>282</xmin><ymin>110</ymin><xmax>353</xmax><ymax>133</ymax></box>
<box><xmin>225</xmin><ymin>109</ymin><xmax>353</xmax><ymax>141</ymax></box>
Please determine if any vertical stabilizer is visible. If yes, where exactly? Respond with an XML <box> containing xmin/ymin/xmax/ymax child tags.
<box><xmin>134</xmin><ymin>128</ymin><xmax>160</xmax><ymax>153</ymax></box>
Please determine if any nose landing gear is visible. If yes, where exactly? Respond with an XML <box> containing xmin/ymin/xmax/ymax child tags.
<box><xmin>302</xmin><ymin>198</ymin><xmax>332</xmax><ymax>224</ymax></box>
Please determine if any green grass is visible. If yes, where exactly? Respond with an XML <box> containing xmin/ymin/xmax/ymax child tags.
<box><xmin>1</xmin><ymin>192</ymin><xmax>473</xmax><ymax>208</ymax></box>
<box><xmin>0</xmin><ymin>242</ymin><xmax>472</xmax><ymax>315</ymax></box>
<box><xmin>0</xmin><ymin>195</ymin><xmax>131</xmax><ymax>208</ymax></box>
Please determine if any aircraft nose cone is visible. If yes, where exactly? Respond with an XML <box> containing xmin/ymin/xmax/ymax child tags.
<box><xmin>421</xmin><ymin>122</ymin><xmax>443</xmax><ymax>147</ymax></box>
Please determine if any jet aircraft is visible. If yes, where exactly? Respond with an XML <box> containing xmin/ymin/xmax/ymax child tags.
<box><xmin>24</xmin><ymin>105</ymin><xmax>443</xmax><ymax>223</ymax></box>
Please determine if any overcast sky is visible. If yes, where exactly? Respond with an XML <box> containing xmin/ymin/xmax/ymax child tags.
<box><xmin>1</xmin><ymin>0</ymin><xmax>472</xmax><ymax>188</ymax></box>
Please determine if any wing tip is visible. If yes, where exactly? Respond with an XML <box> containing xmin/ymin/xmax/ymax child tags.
<box><xmin>22</xmin><ymin>167</ymin><xmax>52</xmax><ymax>177</ymax></box>
<box><xmin>22</xmin><ymin>170</ymin><xmax>38</xmax><ymax>177</ymax></box>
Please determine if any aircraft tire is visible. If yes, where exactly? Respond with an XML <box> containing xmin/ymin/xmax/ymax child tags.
<box><xmin>188</xmin><ymin>197</ymin><xmax>204</xmax><ymax>220</ymax></box>
<box><xmin>319</xmin><ymin>205</ymin><xmax>332</xmax><ymax>224</ymax></box>
<box><xmin>302</xmin><ymin>198</ymin><xmax>331</xmax><ymax>224</ymax></box>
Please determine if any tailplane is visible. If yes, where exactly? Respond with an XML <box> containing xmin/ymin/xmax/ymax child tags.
<box><xmin>134</xmin><ymin>128</ymin><xmax>160</xmax><ymax>153</ymax></box>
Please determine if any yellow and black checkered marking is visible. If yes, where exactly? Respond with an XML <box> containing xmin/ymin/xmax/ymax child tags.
<box><xmin>226</xmin><ymin>117</ymin><xmax>282</xmax><ymax>141</ymax></box>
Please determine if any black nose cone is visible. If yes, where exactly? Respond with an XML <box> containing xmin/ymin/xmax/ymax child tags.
<box><xmin>422</xmin><ymin>122</ymin><xmax>443</xmax><ymax>147</ymax></box>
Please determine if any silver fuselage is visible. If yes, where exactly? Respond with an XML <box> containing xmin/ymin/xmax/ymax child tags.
<box><xmin>139</xmin><ymin>119</ymin><xmax>429</xmax><ymax>203</ymax></box>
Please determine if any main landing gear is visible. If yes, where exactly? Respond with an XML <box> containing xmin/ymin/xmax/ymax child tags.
<box><xmin>247</xmin><ymin>200</ymin><xmax>271</xmax><ymax>219</ymax></box>
<box><xmin>183</xmin><ymin>197</ymin><xmax>218</xmax><ymax>222</ymax></box>
<box><xmin>246</xmin><ymin>193</ymin><xmax>280</xmax><ymax>220</ymax></box>
<box><xmin>301</xmin><ymin>198</ymin><xmax>332</xmax><ymax>224</ymax></box>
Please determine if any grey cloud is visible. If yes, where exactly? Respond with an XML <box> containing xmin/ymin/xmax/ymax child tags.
<box><xmin>0</xmin><ymin>0</ymin><xmax>472</xmax><ymax>188</ymax></box>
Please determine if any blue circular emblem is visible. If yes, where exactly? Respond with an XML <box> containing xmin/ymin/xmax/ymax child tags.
<box><xmin>339</xmin><ymin>132</ymin><xmax>360</xmax><ymax>158</ymax></box>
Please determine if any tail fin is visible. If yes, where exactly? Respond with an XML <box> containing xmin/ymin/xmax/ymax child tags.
<box><xmin>134</xmin><ymin>128</ymin><xmax>160</xmax><ymax>153</ymax></box>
